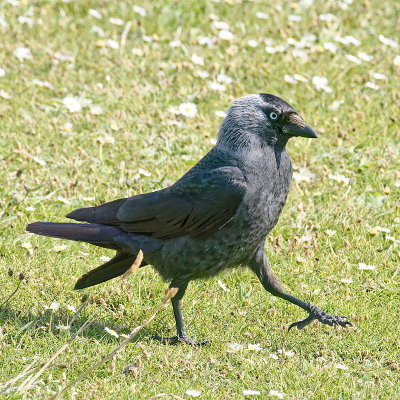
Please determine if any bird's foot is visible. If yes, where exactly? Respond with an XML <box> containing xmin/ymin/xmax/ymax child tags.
<box><xmin>152</xmin><ymin>334</ymin><xmax>209</xmax><ymax>346</ymax></box>
<box><xmin>288</xmin><ymin>305</ymin><xmax>353</xmax><ymax>330</ymax></box>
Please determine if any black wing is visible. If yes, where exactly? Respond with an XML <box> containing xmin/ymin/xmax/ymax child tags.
<box><xmin>68</xmin><ymin>167</ymin><xmax>247</xmax><ymax>239</ymax></box>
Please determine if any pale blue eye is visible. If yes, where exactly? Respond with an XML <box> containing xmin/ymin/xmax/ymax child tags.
<box><xmin>269</xmin><ymin>112</ymin><xmax>278</xmax><ymax>120</ymax></box>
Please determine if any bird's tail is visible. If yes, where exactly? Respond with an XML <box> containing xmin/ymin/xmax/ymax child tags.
<box><xmin>74</xmin><ymin>251</ymin><xmax>137</xmax><ymax>289</ymax></box>
<box><xmin>27</xmin><ymin>222</ymin><xmax>161</xmax><ymax>288</ymax></box>
<box><xmin>26</xmin><ymin>222</ymin><xmax>123</xmax><ymax>249</ymax></box>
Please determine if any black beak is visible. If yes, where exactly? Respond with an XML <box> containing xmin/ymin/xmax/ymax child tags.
<box><xmin>284</xmin><ymin>122</ymin><xmax>318</xmax><ymax>138</ymax></box>
<box><xmin>282</xmin><ymin>113</ymin><xmax>318</xmax><ymax>138</ymax></box>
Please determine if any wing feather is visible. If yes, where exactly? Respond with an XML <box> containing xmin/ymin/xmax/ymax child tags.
<box><xmin>116</xmin><ymin>166</ymin><xmax>246</xmax><ymax>238</ymax></box>
<box><xmin>69</xmin><ymin>167</ymin><xmax>246</xmax><ymax>239</ymax></box>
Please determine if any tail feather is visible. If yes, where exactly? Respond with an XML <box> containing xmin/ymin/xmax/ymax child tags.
<box><xmin>27</xmin><ymin>221</ymin><xmax>162</xmax><ymax>289</ymax></box>
<box><xmin>66</xmin><ymin>198</ymin><xmax>126</xmax><ymax>224</ymax></box>
<box><xmin>74</xmin><ymin>251</ymin><xmax>138</xmax><ymax>289</ymax></box>
<box><xmin>26</xmin><ymin>222</ymin><xmax>122</xmax><ymax>249</ymax></box>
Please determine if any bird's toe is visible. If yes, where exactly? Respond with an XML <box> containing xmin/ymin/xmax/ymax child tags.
<box><xmin>288</xmin><ymin>306</ymin><xmax>353</xmax><ymax>331</ymax></box>
<box><xmin>151</xmin><ymin>334</ymin><xmax>209</xmax><ymax>346</ymax></box>
<box><xmin>288</xmin><ymin>314</ymin><xmax>317</xmax><ymax>330</ymax></box>
<box><xmin>151</xmin><ymin>335</ymin><xmax>180</xmax><ymax>345</ymax></box>
<box><xmin>317</xmin><ymin>310</ymin><xmax>352</xmax><ymax>328</ymax></box>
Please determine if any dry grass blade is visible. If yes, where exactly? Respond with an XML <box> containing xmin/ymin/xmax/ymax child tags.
<box><xmin>122</xmin><ymin>249</ymin><xmax>143</xmax><ymax>280</ymax></box>
<box><xmin>15</xmin><ymin>317</ymin><xmax>96</xmax><ymax>395</ymax></box>
<box><xmin>120</xmin><ymin>20</ymin><xmax>133</xmax><ymax>52</ymax></box>
<box><xmin>68</xmin><ymin>297</ymin><xmax>89</xmax><ymax>329</ymax></box>
<box><xmin>0</xmin><ymin>280</ymin><xmax>23</xmax><ymax>309</ymax></box>
<box><xmin>145</xmin><ymin>394</ymin><xmax>186</xmax><ymax>400</ymax></box>
<box><xmin>0</xmin><ymin>360</ymin><xmax>38</xmax><ymax>395</ymax></box>
<box><xmin>50</xmin><ymin>287</ymin><xmax>179</xmax><ymax>399</ymax></box>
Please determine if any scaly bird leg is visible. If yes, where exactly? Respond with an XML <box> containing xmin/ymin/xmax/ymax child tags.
<box><xmin>249</xmin><ymin>245</ymin><xmax>352</xmax><ymax>330</ymax></box>
<box><xmin>152</xmin><ymin>281</ymin><xmax>209</xmax><ymax>346</ymax></box>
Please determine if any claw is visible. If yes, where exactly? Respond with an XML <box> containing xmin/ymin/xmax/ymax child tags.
<box><xmin>288</xmin><ymin>306</ymin><xmax>353</xmax><ymax>331</ymax></box>
<box><xmin>151</xmin><ymin>335</ymin><xmax>209</xmax><ymax>346</ymax></box>
<box><xmin>288</xmin><ymin>314</ymin><xmax>316</xmax><ymax>331</ymax></box>
<box><xmin>151</xmin><ymin>335</ymin><xmax>180</xmax><ymax>345</ymax></box>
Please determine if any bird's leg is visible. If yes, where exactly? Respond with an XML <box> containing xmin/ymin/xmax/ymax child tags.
<box><xmin>249</xmin><ymin>246</ymin><xmax>352</xmax><ymax>330</ymax></box>
<box><xmin>152</xmin><ymin>281</ymin><xmax>209</xmax><ymax>346</ymax></box>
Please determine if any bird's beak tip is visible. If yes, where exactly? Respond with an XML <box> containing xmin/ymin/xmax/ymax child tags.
<box><xmin>284</xmin><ymin>122</ymin><xmax>318</xmax><ymax>139</ymax></box>
<box><xmin>308</xmin><ymin>127</ymin><xmax>318</xmax><ymax>139</ymax></box>
<box><xmin>295</xmin><ymin>123</ymin><xmax>318</xmax><ymax>139</ymax></box>
<box><xmin>283</xmin><ymin>114</ymin><xmax>318</xmax><ymax>139</ymax></box>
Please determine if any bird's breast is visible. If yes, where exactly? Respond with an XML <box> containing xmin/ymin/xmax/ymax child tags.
<box><xmin>235</xmin><ymin>152</ymin><xmax>292</xmax><ymax>242</ymax></box>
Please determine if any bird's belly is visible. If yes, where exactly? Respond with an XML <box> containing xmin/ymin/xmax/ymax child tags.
<box><xmin>150</xmin><ymin>195</ymin><xmax>287</xmax><ymax>282</ymax></box>
<box><xmin>151</xmin><ymin>231</ymin><xmax>246</xmax><ymax>282</ymax></box>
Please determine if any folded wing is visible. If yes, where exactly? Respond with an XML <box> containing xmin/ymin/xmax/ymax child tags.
<box><xmin>67</xmin><ymin>166</ymin><xmax>247</xmax><ymax>239</ymax></box>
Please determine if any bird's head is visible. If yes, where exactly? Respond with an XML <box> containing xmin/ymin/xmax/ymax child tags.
<box><xmin>218</xmin><ymin>94</ymin><xmax>317</xmax><ymax>149</ymax></box>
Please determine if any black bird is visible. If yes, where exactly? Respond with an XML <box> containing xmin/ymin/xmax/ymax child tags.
<box><xmin>27</xmin><ymin>94</ymin><xmax>352</xmax><ymax>345</ymax></box>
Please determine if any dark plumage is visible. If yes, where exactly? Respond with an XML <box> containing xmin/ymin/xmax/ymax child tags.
<box><xmin>27</xmin><ymin>94</ymin><xmax>351</xmax><ymax>345</ymax></box>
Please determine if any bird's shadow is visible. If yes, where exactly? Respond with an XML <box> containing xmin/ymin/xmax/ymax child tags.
<box><xmin>0</xmin><ymin>304</ymin><xmax>170</xmax><ymax>345</ymax></box>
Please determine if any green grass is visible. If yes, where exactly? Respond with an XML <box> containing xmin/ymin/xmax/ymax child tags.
<box><xmin>0</xmin><ymin>0</ymin><xmax>399</xmax><ymax>399</ymax></box>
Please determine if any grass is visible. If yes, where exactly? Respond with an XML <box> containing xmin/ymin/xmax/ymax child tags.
<box><xmin>0</xmin><ymin>0</ymin><xmax>399</xmax><ymax>398</ymax></box>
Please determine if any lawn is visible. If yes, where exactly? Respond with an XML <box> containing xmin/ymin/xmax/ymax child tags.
<box><xmin>0</xmin><ymin>0</ymin><xmax>399</xmax><ymax>399</ymax></box>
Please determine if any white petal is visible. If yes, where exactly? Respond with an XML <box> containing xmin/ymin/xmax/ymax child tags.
<box><xmin>268</xmin><ymin>390</ymin><xmax>285</xmax><ymax>399</ymax></box>
<box><xmin>215</xmin><ymin>110</ymin><xmax>226</xmax><ymax>118</ymax></box>
<box><xmin>92</xmin><ymin>26</ymin><xmax>105</xmax><ymax>36</ymax></box>
<box><xmin>365</xmin><ymin>81</ymin><xmax>380</xmax><ymax>90</ymax></box>
<box><xmin>319</xmin><ymin>13</ymin><xmax>337</xmax><ymax>21</ymax></box>
<box><xmin>191</xmin><ymin>54</ymin><xmax>204</xmax><ymax>65</ymax></box>
<box><xmin>357</xmin><ymin>52</ymin><xmax>372</xmax><ymax>62</ymax></box>
<box><xmin>106</xmin><ymin>39</ymin><xmax>119</xmax><ymax>49</ymax></box>
<box><xmin>256</xmin><ymin>12</ymin><xmax>268</xmax><ymax>19</ymax></box>
<box><xmin>345</xmin><ymin>54</ymin><xmax>362</xmax><ymax>64</ymax></box>
<box><xmin>247</xmin><ymin>40</ymin><xmax>259</xmax><ymax>48</ymax></box>
<box><xmin>88</xmin><ymin>9</ymin><xmax>102</xmax><ymax>19</ymax></box>
<box><xmin>358</xmin><ymin>263</ymin><xmax>376</xmax><ymax>270</ymax></box>
<box><xmin>243</xmin><ymin>389</ymin><xmax>261</xmax><ymax>395</ymax></box>
<box><xmin>185</xmin><ymin>390</ymin><xmax>201</xmax><ymax>397</ymax></box>
<box><xmin>284</xmin><ymin>75</ymin><xmax>297</xmax><ymax>84</ymax></box>
<box><xmin>371</xmin><ymin>72</ymin><xmax>386</xmax><ymax>80</ymax></box>
<box><xmin>378</xmin><ymin>35</ymin><xmax>398</xmax><ymax>48</ymax></box>
<box><xmin>104</xmin><ymin>327</ymin><xmax>119</xmax><ymax>338</ymax></box>
<box><xmin>217</xmin><ymin>73</ymin><xmax>232</xmax><ymax>84</ymax></box>
<box><xmin>46</xmin><ymin>302</ymin><xmax>60</xmax><ymax>311</ymax></box>
<box><xmin>13</xmin><ymin>47</ymin><xmax>32</xmax><ymax>61</ymax></box>
<box><xmin>212</xmin><ymin>20</ymin><xmax>230</xmax><ymax>30</ymax></box>
<box><xmin>335</xmin><ymin>363</ymin><xmax>349</xmax><ymax>370</ymax></box>
<box><xmin>217</xmin><ymin>279</ymin><xmax>229</xmax><ymax>292</ymax></box>
<box><xmin>209</xmin><ymin>82</ymin><xmax>226</xmax><ymax>91</ymax></box>
<box><xmin>109</xmin><ymin>17</ymin><xmax>124</xmax><ymax>26</ymax></box>
<box><xmin>288</xmin><ymin>15</ymin><xmax>302</xmax><ymax>22</ymax></box>
<box><xmin>133</xmin><ymin>5</ymin><xmax>147</xmax><ymax>17</ymax></box>
<box><xmin>218</xmin><ymin>30</ymin><xmax>235</xmax><ymax>41</ymax></box>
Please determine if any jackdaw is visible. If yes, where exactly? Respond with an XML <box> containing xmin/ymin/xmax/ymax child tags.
<box><xmin>27</xmin><ymin>94</ymin><xmax>352</xmax><ymax>345</ymax></box>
